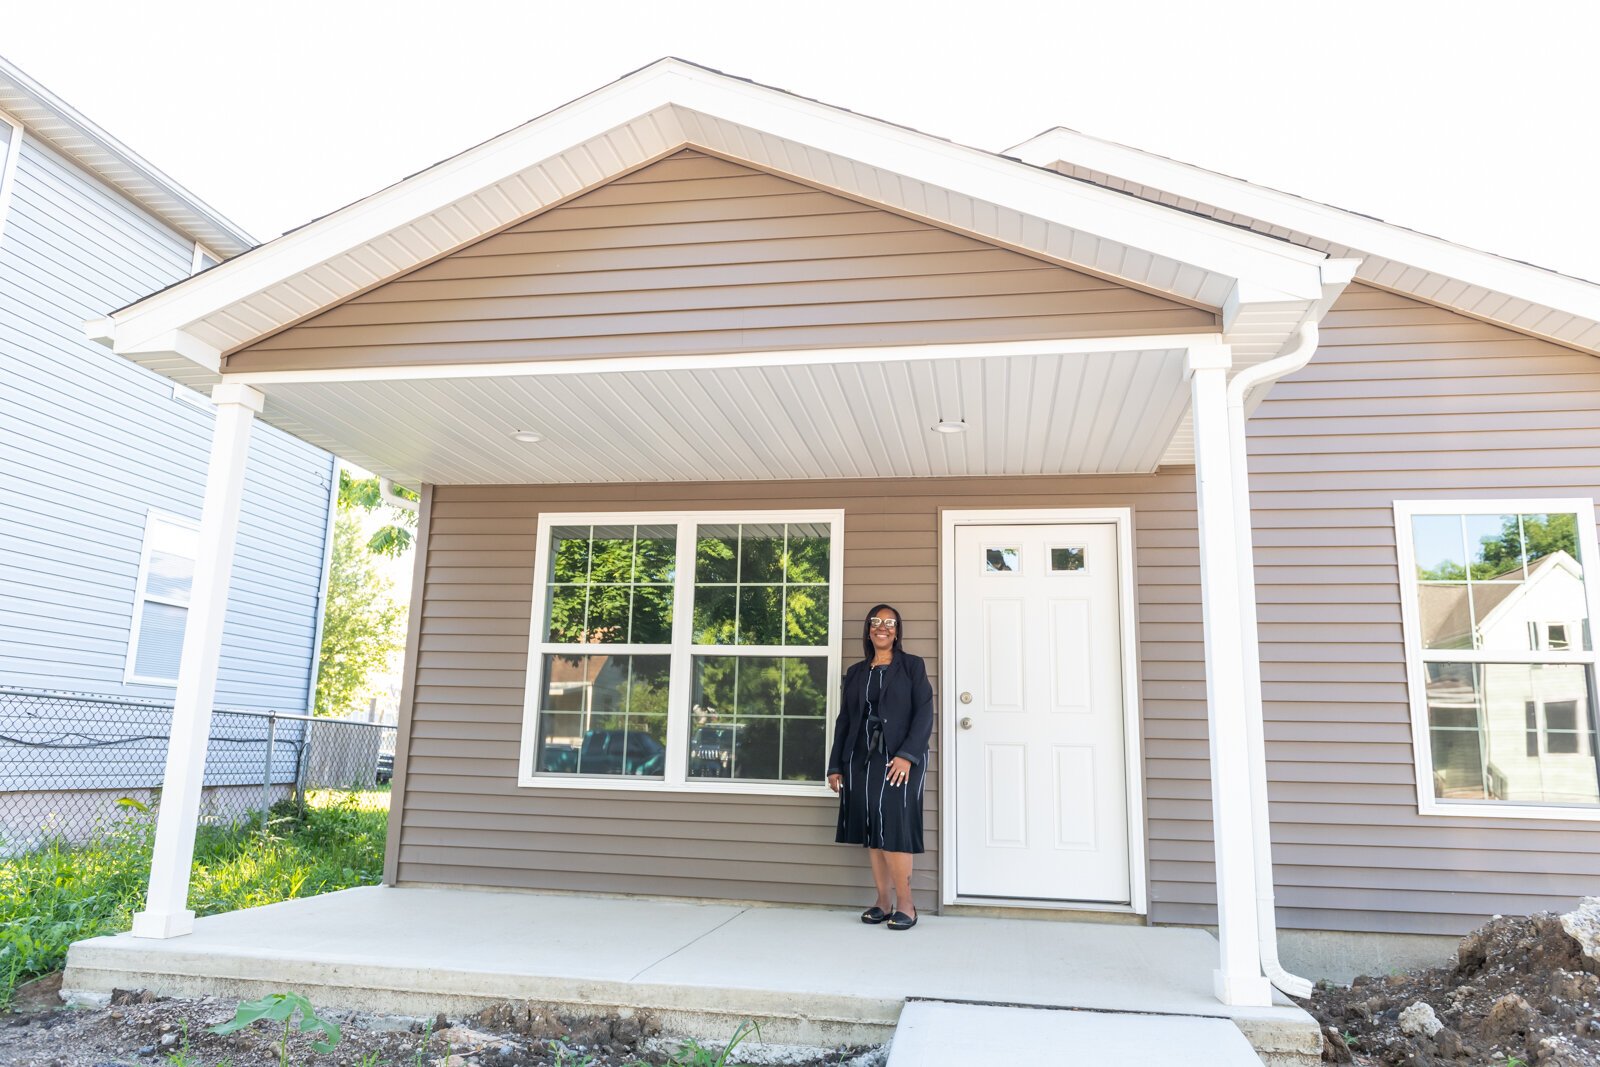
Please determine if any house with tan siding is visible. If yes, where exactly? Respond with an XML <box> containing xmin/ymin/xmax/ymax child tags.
<box><xmin>87</xmin><ymin>60</ymin><xmax>1600</xmax><ymax>1008</ymax></box>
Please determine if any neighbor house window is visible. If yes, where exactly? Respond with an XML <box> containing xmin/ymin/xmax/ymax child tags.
<box><xmin>1396</xmin><ymin>501</ymin><xmax>1600</xmax><ymax>816</ymax></box>
<box><xmin>125</xmin><ymin>512</ymin><xmax>200</xmax><ymax>685</ymax></box>
<box><xmin>520</xmin><ymin>511</ymin><xmax>843</xmax><ymax>795</ymax></box>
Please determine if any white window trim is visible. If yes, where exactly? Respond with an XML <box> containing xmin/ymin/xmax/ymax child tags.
<box><xmin>1394</xmin><ymin>498</ymin><xmax>1600</xmax><ymax>821</ymax></box>
<box><xmin>124</xmin><ymin>510</ymin><xmax>201</xmax><ymax>687</ymax></box>
<box><xmin>191</xmin><ymin>242</ymin><xmax>218</xmax><ymax>275</ymax></box>
<box><xmin>516</xmin><ymin>509</ymin><xmax>845</xmax><ymax>797</ymax></box>
<box><xmin>0</xmin><ymin>107</ymin><xmax>24</xmax><ymax>248</ymax></box>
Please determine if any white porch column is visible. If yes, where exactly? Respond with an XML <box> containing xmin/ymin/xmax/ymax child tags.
<box><xmin>1185</xmin><ymin>345</ymin><xmax>1273</xmax><ymax>1006</ymax></box>
<box><xmin>132</xmin><ymin>382</ymin><xmax>264</xmax><ymax>939</ymax></box>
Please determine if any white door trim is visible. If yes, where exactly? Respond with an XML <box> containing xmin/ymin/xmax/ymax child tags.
<box><xmin>938</xmin><ymin>506</ymin><xmax>1148</xmax><ymax>915</ymax></box>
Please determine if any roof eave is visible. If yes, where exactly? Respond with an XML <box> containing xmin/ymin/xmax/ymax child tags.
<box><xmin>0</xmin><ymin>52</ymin><xmax>255</xmax><ymax>258</ymax></box>
<box><xmin>96</xmin><ymin>59</ymin><xmax>1331</xmax><ymax>380</ymax></box>
<box><xmin>1008</xmin><ymin>127</ymin><xmax>1600</xmax><ymax>355</ymax></box>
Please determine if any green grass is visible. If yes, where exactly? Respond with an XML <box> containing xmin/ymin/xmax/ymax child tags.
<box><xmin>0</xmin><ymin>789</ymin><xmax>388</xmax><ymax>1007</ymax></box>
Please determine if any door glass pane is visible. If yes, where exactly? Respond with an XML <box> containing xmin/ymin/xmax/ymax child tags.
<box><xmin>1425</xmin><ymin>662</ymin><xmax>1598</xmax><ymax>805</ymax></box>
<box><xmin>688</xmin><ymin>655</ymin><xmax>827</xmax><ymax>783</ymax></box>
<box><xmin>535</xmin><ymin>654</ymin><xmax>669</xmax><ymax>778</ymax></box>
<box><xmin>1050</xmin><ymin>546</ymin><xmax>1086</xmax><ymax>572</ymax></box>
<box><xmin>985</xmin><ymin>547</ymin><xmax>1020</xmax><ymax>572</ymax></box>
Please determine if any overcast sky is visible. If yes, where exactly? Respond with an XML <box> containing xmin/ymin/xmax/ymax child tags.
<box><xmin>7</xmin><ymin>0</ymin><xmax>1598</xmax><ymax>281</ymax></box>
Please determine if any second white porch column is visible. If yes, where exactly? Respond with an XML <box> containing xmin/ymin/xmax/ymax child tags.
<box><xmin>131</xmin><ymin>382</ymin><xmax>264</xmax><ymax>939</ymax></box>
<box><xmin>1186</xmin><ymin>345</ymin><xmax>1272</xmax><ymax>1006</ymax></box>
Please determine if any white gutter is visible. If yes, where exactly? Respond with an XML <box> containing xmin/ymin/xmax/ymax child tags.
<box><xmin>379</xmin><ymin>478</ymin><xmax>419</xmax><ymax>513</ymax></box>
<box><xmin>1224</xmin><ymin>322</ymin><xmax>1319</xmax><ymax>999</ymax></box>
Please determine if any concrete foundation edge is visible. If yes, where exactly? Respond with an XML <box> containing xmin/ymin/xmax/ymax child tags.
<box><xmin>63</xmin><ymin>948</ymin><xmax>1321</xmax><ymax>1064</ymax></box>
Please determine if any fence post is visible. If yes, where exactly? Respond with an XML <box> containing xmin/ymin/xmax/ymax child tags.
<box><xmin>261</xmin><ymin>712</ymin><xmax>276</xmax><ymax>834</ymax></box>
<box><xmin>295</xmin><ymin>721</ymin><xmax>309</xmax><ymax>818</ymax></box>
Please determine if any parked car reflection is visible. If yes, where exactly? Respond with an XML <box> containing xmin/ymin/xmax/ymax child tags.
<box><xmin>539</xmin><ymin>729</ymin><xmax>664</xmax><ymax>776</ymax></box>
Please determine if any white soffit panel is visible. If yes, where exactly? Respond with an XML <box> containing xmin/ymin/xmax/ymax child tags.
<box><xmin>1009</xmin><ymin>128</ymin><xmax>1600</xmax><ymax>356</ymax></box>
<box><xmin>254</xmin><ymin>348</ymin><xmax>1192</xmax><ymax>486</ymax></box>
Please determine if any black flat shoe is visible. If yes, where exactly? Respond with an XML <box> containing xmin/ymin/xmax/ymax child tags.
<box><xmin>886</xmin><ymin>911</ymin><xmax>918</xmax><ymax>930</ymax></box>
<box><xmin>860</xmin><ymin>906</ymin><xmax>889</xmax><ymax>924</ymax></box>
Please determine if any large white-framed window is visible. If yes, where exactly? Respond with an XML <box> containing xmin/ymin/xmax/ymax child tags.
<box><xmin>517</xmin><ymin>510</ymin><xmax>844</xmax><ymax>797</ymax></box>
<box><xmin>1395</xmin><ymin>499</ymin><xmax>1600</xmax><ymax>820</ymax></box>
<box><xmin>124</xmin><ymin>512</ymin><xmax>201</xmax><ymax>686</ymax></box>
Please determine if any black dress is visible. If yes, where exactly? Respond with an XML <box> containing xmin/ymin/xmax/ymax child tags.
<box><xmin>833</xmin><ymin>660</ymin><xmax>929</xmax><ymax>854</ymax></box>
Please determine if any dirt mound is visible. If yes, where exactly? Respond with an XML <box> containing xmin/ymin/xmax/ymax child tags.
<box><xmin>1301</xmin><ymin>904</ymin><xmax>1600</xmax><ymax>1065</ymax></box>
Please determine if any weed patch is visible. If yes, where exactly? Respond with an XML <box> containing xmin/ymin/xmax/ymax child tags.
<box><xmin>0</xmin><ymin>790</ymin><xmax>387</xmax><ymax>1006</ymax></box>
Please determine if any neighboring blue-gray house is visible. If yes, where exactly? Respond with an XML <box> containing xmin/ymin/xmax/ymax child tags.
<box><xmin>0</xmin><ymin>55</ymin><xmax>336</xmax><ymax>836</ymax></box>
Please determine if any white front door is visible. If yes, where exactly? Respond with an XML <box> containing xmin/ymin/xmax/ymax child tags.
<box><xmin>953</xmin><ymin>522</ymin><xmax>1130</xmax><ymax>903</ymax></box>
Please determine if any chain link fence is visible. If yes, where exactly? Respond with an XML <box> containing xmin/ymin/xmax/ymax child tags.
<box><xmin>0</xmin><ymin>687</ymin><xmax>397</xmax><ymax>854</ymax></box>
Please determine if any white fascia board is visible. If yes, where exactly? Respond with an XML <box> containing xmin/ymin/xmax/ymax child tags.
<box><xmin>222</xmin><ymin>333</ymin><xmax>1219</xmax><ymax>386</ymax></box>
<box><xmin>102</xmin><ymin>60</ymin><xmax>1326</xmax><ymax>366</ymax></box>
<box><xmin>1009</xmin><ymin>127</ymin><xmax>1600</xmax><ymax>337</ymax></box>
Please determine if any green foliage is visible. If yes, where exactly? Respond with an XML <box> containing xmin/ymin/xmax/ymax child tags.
<box><xmin>209</xmin><ymin>991</ymin><xmax>342</xmax><ymax>1062</ymax></box>
<box><xmin>0</xmin><ymin>792</ymin><xmax>387</xmax><ymax>1005</ymax></box>
<box><xmin>314</xmin><ymin>510</ymin><xmax>406</xmax><ymax>718</ymax></box>
<box><xmin>338</xmin><ymin>470</ymin><xmax>417</xmax><ymax>557</ymax></box>
<box><xmin>657</xmin><ymin>1019</ymin><xmax>761</xmax><ymax>1067</ymax></box>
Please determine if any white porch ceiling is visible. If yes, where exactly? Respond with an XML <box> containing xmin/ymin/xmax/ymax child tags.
<box><xmin>257</xmin><ymin>348</ymin><xmax>1192</xmax><ymax>486</ymax></box>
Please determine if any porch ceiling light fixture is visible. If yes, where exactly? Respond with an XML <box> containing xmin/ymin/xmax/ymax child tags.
<box><xmin>930</xmin><ymin>419</ymin><xmax>968</xmax><ymax>435</ymax></box>
<box><xmin>511</xmin><ymin>430</ymin><xmax>543</xmax><ymax>443</ymax></box>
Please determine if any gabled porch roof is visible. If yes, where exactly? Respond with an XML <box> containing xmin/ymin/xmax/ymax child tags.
<box><xmin>86</xmin><ymin>59</ymin><xmax>1344</xmax><ymax>486</ymax></box>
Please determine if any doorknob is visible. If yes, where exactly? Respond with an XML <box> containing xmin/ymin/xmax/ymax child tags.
<box><xmin>959</xmin><ymin>691</ymin><xmax>973</xmax><ymax>704</ymax></box>
<box><xmin>959</xmin><ymin>717</ymin><xmax>973</xmax><ymax>730</ymax></box>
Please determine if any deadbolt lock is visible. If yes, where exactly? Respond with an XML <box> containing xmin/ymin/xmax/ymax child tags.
<box><xmin>959</xmin><ymin>691</ymin><xmax>973</xmax><ymax>704</ymax></box>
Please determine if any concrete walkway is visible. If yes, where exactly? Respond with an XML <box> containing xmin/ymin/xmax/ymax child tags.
<box><xmin>63</xmin><ymin>885</ymin><xmax>1318</xmax><ymax>1063</ymax></box>
<box><xmin>889</xmin><ymin>1002</ymin><xmax>1268</xmax><ymax>1067</ymax></box>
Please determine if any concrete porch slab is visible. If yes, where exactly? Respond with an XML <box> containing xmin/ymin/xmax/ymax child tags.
<box><xmin>62</xmin><ymin>886</ymin><xmax>1320</xmax><ymax>1064</ymax></box>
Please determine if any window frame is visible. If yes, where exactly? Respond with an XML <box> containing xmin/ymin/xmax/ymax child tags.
<box><xmin>516</xmin><ymin>509</ymin><xmax>845</xmax><ymax>796</ymax></box>
<box><xmin>124</xmin><ymin>510</ymin><xmax>201</xmax><ymax>687</ymax></box>
<box><xmin>1394</xmin><ymin>498</ymin><xmax>1600</xmax><ymax>820</ymax></box>
<box><xmin>0</xmin><ymin>107</ymin><xmax>23</xmax><ymax>248</ymax></box>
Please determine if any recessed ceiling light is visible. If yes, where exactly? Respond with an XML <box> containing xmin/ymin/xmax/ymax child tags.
<box><xmin>511</xmin><ymin>430</ymin><xmax>543</xmax><ymax>443</ymax></box>
<box><xmin>930</xmin><ymin>419</ymin><xmax>968</xmax><ymax>435</ymax></box>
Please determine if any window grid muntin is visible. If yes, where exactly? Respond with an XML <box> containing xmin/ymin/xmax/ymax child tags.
<box><xmin>524</xmin><ymin>511</ymin><xmax>841</xmax><ymax>794</ymax></box>
<box><xmin>1398</xmin><ymin>499</ymin><xmax>1600</xmax><ymax>816</ymax></box>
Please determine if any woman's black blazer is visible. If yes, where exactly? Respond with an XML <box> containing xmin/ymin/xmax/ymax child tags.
<box><xmin>826</xmin><ymin>651</ymin><xmax>935</xmax><ymax>776</ymax></box>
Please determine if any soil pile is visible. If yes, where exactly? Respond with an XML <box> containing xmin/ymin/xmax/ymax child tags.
<box><xmin>1302</xmin><ymin>903</ymin><xmax>1600</xmax><ymax>1066</ymax></box>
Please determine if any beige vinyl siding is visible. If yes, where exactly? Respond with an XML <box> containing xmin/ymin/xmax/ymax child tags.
<box><xmin>395</xmin><ymin>473</ymin><xmax>1205</xmax><ymax>913</ymax></box>
<box><xmin>225</xmin><ymin>149</ymin><xmax>1215</xmax><ymax>373</ymax></box>
<box><xmin>1152</xmin><ymin>282</ymin><xmax>1600</xmax><ymax>937</ymax></box>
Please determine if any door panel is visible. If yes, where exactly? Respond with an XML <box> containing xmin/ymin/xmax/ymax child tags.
<box><xmin>954</xmin><ymin>522</ymin><xmax>1130</xmax><ymax>903</ymax></box>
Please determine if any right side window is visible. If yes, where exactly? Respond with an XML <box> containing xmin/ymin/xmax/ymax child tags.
<box><xmin>1399</xmin><ymin>503</ymin><xmax>1600</xmax><ymax>811</ymax></box>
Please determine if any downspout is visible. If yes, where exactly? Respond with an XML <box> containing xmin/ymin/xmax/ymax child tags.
<box><xmin>1225</xmin><ymin>322</ymin><xmax>1319</xmax><ymax>999</ymax></box>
